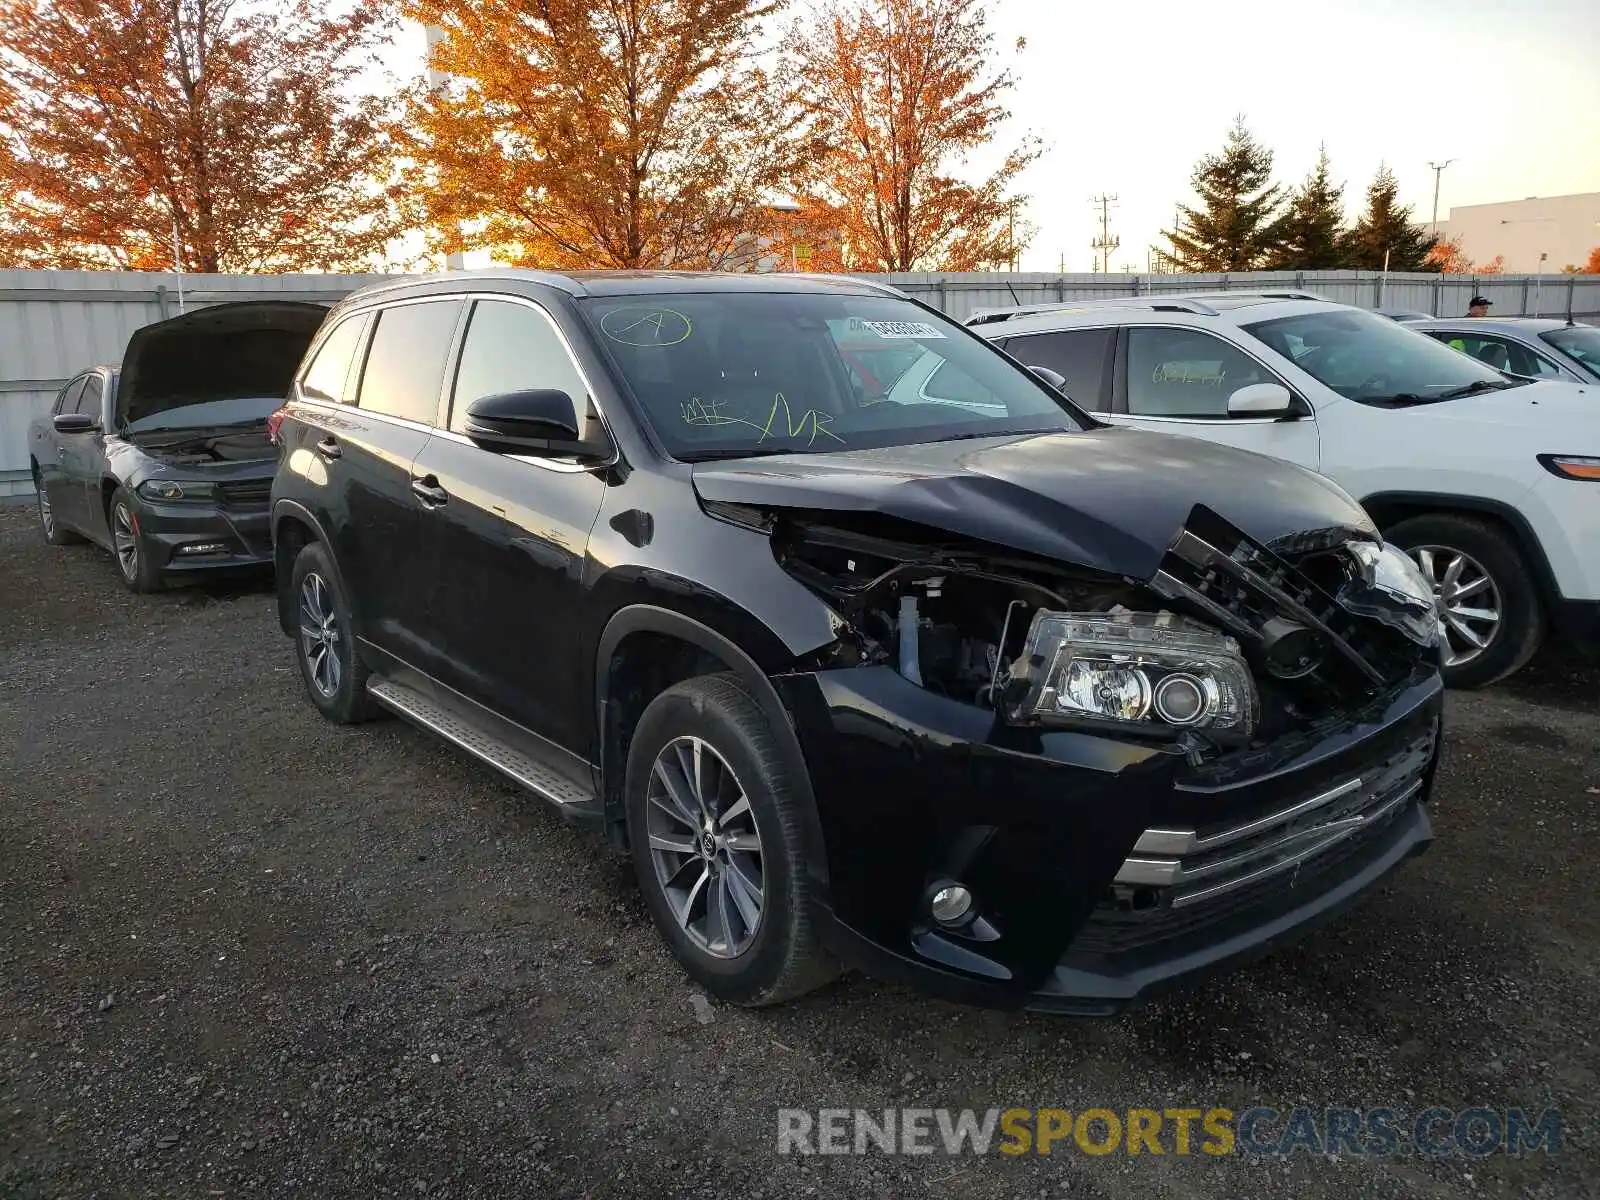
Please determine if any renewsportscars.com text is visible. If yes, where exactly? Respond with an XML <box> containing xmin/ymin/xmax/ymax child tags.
<box><xmin>776</xmin><ymin>1106</ymin><xmax>1563</xmax><ymax>1158</ymax></box>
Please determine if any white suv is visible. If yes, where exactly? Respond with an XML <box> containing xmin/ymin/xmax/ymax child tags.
<box><xmin>965</xmin><ymin>292</ymin><xmax>1600</xmax><ymax>687</ymax></box>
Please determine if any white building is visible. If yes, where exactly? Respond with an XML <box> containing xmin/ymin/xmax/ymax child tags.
<box><xmin>1435</xmin><ymin>192</ymin><xmax>1600</xmax><ymax>273</ymax></box>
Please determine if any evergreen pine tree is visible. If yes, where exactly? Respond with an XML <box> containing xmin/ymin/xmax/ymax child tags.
<box><xmin>1265</xmin><ymin>145</ymin><xmax>1346</xmax><ymax>270</ymax></box>
<box><xmin>1344</xmin><ymin>165</ymin><xmax>1437</xmax><ymax>271</ymax></box>
<box><xmin>1160</xmin><ymin>116</ymin><xmax>1284</xmax><ymax>271</ymax></box>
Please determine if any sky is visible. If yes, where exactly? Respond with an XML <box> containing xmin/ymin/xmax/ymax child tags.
<box><xmin>380</xmin><ymin>0</ymin><xmax>1600</xmax><ymax>272</ymax></box>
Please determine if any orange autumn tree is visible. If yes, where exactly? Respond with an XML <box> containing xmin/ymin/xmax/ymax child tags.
<box><xmin>0</xmin><ymin>0</ymin><xmax>403</xmax><ymax>272</ymax></box>
<box><xmin>1425</xmin><ymin>236</ymin><xmax>1505</xmax><ymax>276</ymax></box>
<box><xmin>400</xmin><ymin>0</ymin><xmax>815</xmax><ymax>269</ymax></box>
<box><xmin>783</xmin><ymin>0</ymin><xmax>1039</xmax><ymax>272</ymax></box>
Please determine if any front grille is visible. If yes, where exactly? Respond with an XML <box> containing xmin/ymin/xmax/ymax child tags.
<box><xmin>217</xmin><ymin>478</ymin><xmax>272</xmax><ymax>508</ymax></box>
<box><xmin>1150</xmin><ymin>506</ymin><xmax>1420</xmax><ymax>709</ymax></box>
<box><xmin>1070</xmin><ymin>724</ymin><xmax>1435</xmax><ymax>957</ymax></box>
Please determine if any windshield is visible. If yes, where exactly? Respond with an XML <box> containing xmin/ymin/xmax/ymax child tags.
<box><xmin>1541</xmin><ymin>325</ymin><xmax>1600</xmax><ymax>379</ymax></box>
<box><xmin>579</xmin><ymin>292</ymin><xmax>1087</xmax><ymax>460</ymax></box>
<box><xmin>1242</xmin><ymin>307</ymin><xmax>1522</xmax><ymax>405</ymax></box>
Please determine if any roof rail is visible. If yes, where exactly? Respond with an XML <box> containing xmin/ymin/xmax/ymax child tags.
<box><xmin>963</xmin><ymin>288</ymin><xmax>1335</xmax><ymax>325</ymax></box>
<box><xmin>964</xmin><ymin>296</ymin><xmax>1223</xmax><ymax>324</ymax></box>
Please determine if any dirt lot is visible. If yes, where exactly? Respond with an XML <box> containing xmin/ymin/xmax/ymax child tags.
<box><xmin>2</xmin><ymin>499</ymin><xmax>1597</xmax><ymax>1200</ymax></box>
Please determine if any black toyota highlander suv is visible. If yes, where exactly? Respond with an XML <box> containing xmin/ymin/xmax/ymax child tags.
<box><xmin>269</xmin><ymin>270</ymin><xmax>1447</xmax><ymax>1013</ymax></box>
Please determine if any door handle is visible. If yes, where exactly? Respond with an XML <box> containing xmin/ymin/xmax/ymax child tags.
<box><xmin>411</xmin><ymin>477</ymin><xmax>448</xmax><ymax>507</ymax></box>
<box><xmin>314</xmin><ymin>437</ymin><xmax>342</xmax><ymax>460</ymax></box>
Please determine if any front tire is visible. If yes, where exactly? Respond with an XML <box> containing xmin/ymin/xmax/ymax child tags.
<box><xmin>625</xmin><ymin>674</ymin><xmax>836</xmax><ymax>1007</ymax></box>
<box><xmin>289</xmin><ymin>541</ymin><xmax>380</xmax><ymax>724</ymax></box>
<box><xmin>1387</xmin><ymin>513</ymin><xmax>1544</xmax><ymax>688</ymax></box>
<box><xmin>108</xmin><ymin>486</ymin><xmax>163</xmax><ymax>592</ymax></box>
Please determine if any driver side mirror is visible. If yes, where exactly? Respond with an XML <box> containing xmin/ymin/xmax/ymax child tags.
<box><xmin>53</xmin><ymin>412</ymin><xmax>100</xmax><ymax>434</ymax></box>
<box><xmin>463</xmin><ymin>389</ymin><xmax>612</xmax><ymax>461</ymax></box>
<box><xmin>1027</xmin><ymin>364</ymin><xmax>1068</xmax><ymax>391</ymax></box>
<box><xmin>1227</xmin><ymin>382</ymin><xmax>1298</xmax><ymax>419</ymax></box>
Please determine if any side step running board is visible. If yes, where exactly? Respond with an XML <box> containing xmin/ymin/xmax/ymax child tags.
<box><xmin>367</xmin><ymin>676</ymin><xmax>603</xmax><ymax>828</ymax></box>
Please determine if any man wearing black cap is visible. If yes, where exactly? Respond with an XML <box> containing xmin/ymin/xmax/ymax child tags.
<box><xmin>1467</xmin><ymin>295</ymin><xmax>1492</xmax><ymax>317</ymax></box>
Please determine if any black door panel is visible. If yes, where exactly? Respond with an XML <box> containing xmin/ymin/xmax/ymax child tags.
<box><xmin>410</xmin><ymin>435</ymin><xmax>605</xmax><ymax>753</ymax></box>
<box><xmin>61</xmin><ymin>376</ymin><xmax>108</xmax><ymax>533</ymax></box>
<box><xmin>284</xmin><ymin>405</ymin><xmax>433</xmax><ymax>659</ymax></box>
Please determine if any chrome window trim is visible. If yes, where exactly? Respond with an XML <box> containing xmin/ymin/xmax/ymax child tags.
<box><xmin>291</xmin><ymin>292</ymin><xmax>620</xmax><ymax>477</ymax></box>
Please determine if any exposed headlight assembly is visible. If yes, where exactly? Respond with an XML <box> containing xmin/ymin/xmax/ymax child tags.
<box><xmin>138</xmin><ymin>479</ymin><xmax>215</xmax><ymax>502</ymax></box>
<box><xmin>1340</xmin><ymin>541</ymin><xmax>1440</xmax><ymax>648</ymax></box>
<box><xmin>1005</xmin><ymin>610</ymin><xmax>1256</xmax><ymax>739</ymax></box>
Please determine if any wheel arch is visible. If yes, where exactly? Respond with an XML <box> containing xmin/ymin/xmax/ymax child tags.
<box><xmin>595</xmin><ymin>604</ymin><xmax>831</xmax><ymax>895</ymax></box>
<box><xmin>1361</xmin><ymin>490</ymin><xmax>1560</xmax><ymax>606</ymax></box>
<box><xmin>271</xmin><ymin>500</ymin><xmax>338</xmax><ymax>635</ymax></box>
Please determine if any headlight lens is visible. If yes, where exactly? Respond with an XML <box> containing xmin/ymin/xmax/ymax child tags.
<box><xmin>138</xmin><ymin>479</ymin><xmax>215</xmax><ymax>502</ymax></box>
<box><xmin>1342</xmin><ymin>541</ymin><xmax>1440</xmax><ymax>647</ymax></box>
<box><xmin>1005</xmin><ymin>610</ymin><xmax>1256</xmax><ymax>738</ymax></box>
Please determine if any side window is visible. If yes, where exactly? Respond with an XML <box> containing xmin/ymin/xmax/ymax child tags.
<box><xmin>54</xmin><ymin>378</ymin><xmax>86</xmax><ymax>415</ymax></box>
<box><xmin>1006</xmin><ymin>329</ymin><xmax>1114</xmax><ymax>410</ymax></box>
<box><xmin>448</xmin><ymin>299</ymin><xmax>588</xmax><ymax>433</ymax></box>
<box><xmin>301</xmin><ymin>313</ymin><xmax>371</xmax><ymax>404</ymax></box>
<box><xmin>1127</xmin><ymin>327</ymin><xmax>1272</xmax><ymax>418</ymax></box>
<box><xmin>356</xmin><ymin>300</ymin><xmax>463</xmax><ymax>425</ymax></box>
<box><xmin>76</xmin><ymin>376</ymin><xmax>104</xmax><ymax>419</ymax></box>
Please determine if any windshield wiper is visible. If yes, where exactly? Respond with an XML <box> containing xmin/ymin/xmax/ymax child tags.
<box><xmin>678</xmin><ymin>446</ymin><xmax>809</xmax><ymax>463</ymax></box>
<box><xmin>1365</xmin><ymin>393</ymin><xmax>1442</xmax><ymax>408</ymax></box>
<box><xmin>1439</xmin><ymin>378</ymin><xmax>1517</xmax><ymax>400</ymax></box>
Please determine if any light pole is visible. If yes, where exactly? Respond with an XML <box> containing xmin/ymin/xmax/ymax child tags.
<box><xmin>1427</xmin><ymin>159</ymin><xmax>1456</xmax><ymax>240</ymax></box>
<box><xmin>767</xmin><ymin>199</ymin><xmax>803</xmax><ymax>272</ymax></box>
<box><xmin>426</xmin><ymin>26</ymin><xmax>466</xmax><ymax>270</ymax></box>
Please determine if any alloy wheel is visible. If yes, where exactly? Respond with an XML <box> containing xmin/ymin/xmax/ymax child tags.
<box><xmin>1408</xmin><ymin>544</ymin><xmax>1502</xmax><ymax>668</ymax></box>
<box><xmin>298</xmin><ymin>572</ymin><xmax>343</xmax><ymax>698</ymax></box>
<box><xmin>37</xmin><ymin>487</ymin><xmax>54</xmax><ymax>538</ymax></box>
<box><xmin>112</xmin><ymin>502</ymin><xmax>138</xmax><ymax>579</ymax></box>
<box><xmin>645</xmin><ymin>735</ymin><xmax>765</xmax><ymax>959</ymax></box>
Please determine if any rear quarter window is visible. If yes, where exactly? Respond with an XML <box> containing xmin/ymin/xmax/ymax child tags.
<box><xmin>300</xmin><ymin>313</ymin><xmax>372</xmax><ymax>404</ymax></box>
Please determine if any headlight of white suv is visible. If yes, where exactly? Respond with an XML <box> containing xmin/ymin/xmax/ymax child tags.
<box><xmin>1005</xmin><ymin>610</ymin><xmax>1256</xmax><ymax>738</ymax></box>
<box><xmin>1342</xmin><ymin>541</ymin><xmax>1440</xmax><ymax>648</ymax></box>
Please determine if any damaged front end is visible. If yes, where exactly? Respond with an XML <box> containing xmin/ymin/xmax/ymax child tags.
<box><xmin>718</xmin><ymin>498</ymin><xmax>1439</xmax><ymax>757</ymax></box>
<box><xmin>703</xmin><ymin>497</ymin><xmax>1445</xmax><ymax>1011</ymax></box>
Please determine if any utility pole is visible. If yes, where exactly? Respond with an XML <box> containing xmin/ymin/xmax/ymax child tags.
<box><xmin>1428</xmin><ymin>159</ymin><xmax>1456</xmax><ymax>240</ymax></box>
<box><xmin>1090</xmin><ymin>194</ymin><xmax>1120</xmax><ymax>274</ymax></box>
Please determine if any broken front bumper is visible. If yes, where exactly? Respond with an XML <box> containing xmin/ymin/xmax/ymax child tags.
<box><xmin>775</xmin><ymin>663</ymin><xmax>1443</xmax><ymax>1013</ymax></box>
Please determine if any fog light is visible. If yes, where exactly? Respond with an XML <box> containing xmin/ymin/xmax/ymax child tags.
<box><xmin>177</xmin><ymin>542</ymin><xmax>228</xmax><ymax>556</ymax></box>
<box><xmin>929</xmin><ymin>884</ymin><xmax>973</xmax><ymax>925</ymax></box>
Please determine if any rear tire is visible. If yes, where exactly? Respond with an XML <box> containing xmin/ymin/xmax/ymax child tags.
<box><xmin>109</xmin><ymin>486</ymin><xmax>163</xmax><ymax>592</ymax></box>
<box><xmin>289</xmin><ymin>541</ymin><xmax>380</xmax><ymax>724</ymax></box>
<box><xmin>625</xmin><ymin>673</ymin><xmax>837</xmax><ymax>1007</ymax></box>
<box><xmin>1386</xmin><ymin>513</ymin><xmax>1543</xmax><ymax>689</ymax></box>
<box><xmin>33</xmin><ymin>467</ymin><xmax>83</xmax><ymax>545</ymax></box>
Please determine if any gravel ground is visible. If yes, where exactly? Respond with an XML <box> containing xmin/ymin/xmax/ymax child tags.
<box><xmin>2</xmin><ymin>499</ymin><xmax>1597</xmax><ymax>1200</ymax></box>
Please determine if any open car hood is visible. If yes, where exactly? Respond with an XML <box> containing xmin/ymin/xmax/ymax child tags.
<box><xmin>690</xmin><ymin>426</ymin><xmax>1378</xmax><ymax>581</ymax></box>
<box><xmin>117</xmin><ymin>300</ymin><xmax>328</xmax><ymax>428</ymax></box>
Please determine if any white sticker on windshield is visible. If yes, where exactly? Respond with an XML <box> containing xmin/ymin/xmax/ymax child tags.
<box><xmin>856</xmin><ymin>319</ymin><xmax>946</xmax><ymax>340</ymax></box>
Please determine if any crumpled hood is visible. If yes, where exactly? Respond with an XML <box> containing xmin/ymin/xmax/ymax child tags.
<box><xmin>118</xmin><ymin>300</ymin><xmax>328</xmax><ymax>428</ymax></box>
<box><xmin>691</xmin><ymin>426</ymin><xmax>1378</xmax><ymax>580</ymax></box>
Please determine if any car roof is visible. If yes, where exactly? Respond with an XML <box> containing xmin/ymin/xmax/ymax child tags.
<box><xmin>1407</xmin><ymin>317</ymin><xmax>1576</xmax><ymax>334</ymax></box>
<box><xmin>330</xmin><ymin>267</ymin><xmax>909</xmax><ymax>313</ymax></box>
<box><xmin>972</xmin><ymin>294</ymin><xmax>1335</xmax><ymax>336</ymax></box>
